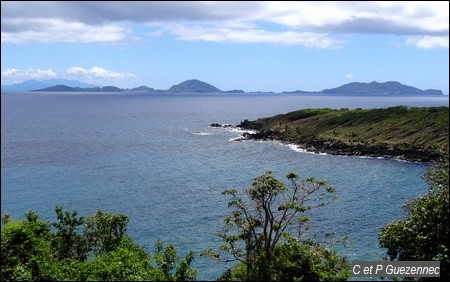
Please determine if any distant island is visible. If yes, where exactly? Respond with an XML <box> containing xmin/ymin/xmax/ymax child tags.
<box><xmin>282</xmin><ymin>81</ymin><xmax>444</xmax><ymax>95</ymax></box>
<box><xmin>1</xmin><ymin>79</ymin><xmax>445</xmax><ymax>95</ymax></box>
<box><xmin>234</xmin><ymin>106</ymin><xmax>449</xmax><ymax>162</ymax></box>
<box><xmin>321</xmin><ymin>81</ymin><xmax>443</xmax><ymax>95</ymax></box>
<box><xmin>29</xmin><ymin>79</ymin><xmax>245</xmax><ymax>94</ymax></box>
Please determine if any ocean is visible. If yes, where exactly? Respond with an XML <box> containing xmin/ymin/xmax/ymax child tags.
<box><xmin>1</xmin><ymin>92</ymin><xmax>448</xmax><ymax>280</ymax></box>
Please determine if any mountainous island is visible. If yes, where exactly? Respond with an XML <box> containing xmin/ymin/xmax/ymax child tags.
<box><xmin>234</xmin><ymin>106</ymin><xmax>448</xmax><ymax>162</ymax></box>
<box><xmin>27</xmin><ymin>79</ymin><xmax>245</xmax><ymax>94</ymax></box>
<box><xmin>321</xmin><ymin>81</ymin><xmax>443</xmax><ymax>95</ymax></box>
<box><xmin>1</xmin><ymin>79</ymin><xmax>445</xmax><ymax>95</ymax></box>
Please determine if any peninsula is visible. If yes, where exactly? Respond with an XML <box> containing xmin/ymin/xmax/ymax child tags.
<box><xmin>236</xmin><ymin>106</ymin><xmax>449</xmax><ymax>162</ymax></box>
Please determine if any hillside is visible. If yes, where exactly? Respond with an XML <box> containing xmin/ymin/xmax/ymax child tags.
<box><xmin>166</xmin><ymin>79</ymin><xmax>222</xmax><ymax>93</ymax></box>
<box><xmin>238</xmin><ymin>106</ymin><xmax>449</xmax><ymax>162</ymax></box>
<box><xmin>31</xmin><ymin>85</ymin><xmax>122</xmax><ymax>92</ymax></box>
<box><xmin>321</xmin><ymin>81</ymin><xmax>443</xmax><ymax>95</ymax></box>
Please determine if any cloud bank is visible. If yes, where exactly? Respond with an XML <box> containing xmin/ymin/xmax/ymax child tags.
<box><xmin>1</xmin><ymin>1</ymin><xmax>448</xmax><ymax>48</ymax></box>
<box><xmin>1</xmin><ymin>68</ymin><xmax>57</xmax><ymax>83</ymax></box>
<box><xmin>1</xmin><ymin>67</ymin><xmax>138</xmax><ymax>85</ymax></box>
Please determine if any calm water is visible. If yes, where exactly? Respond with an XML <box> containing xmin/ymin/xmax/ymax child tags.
<box><xmin>1</xmin><ymin>92</ymin><xmax>448</xmax><ymax>280</ymax></box>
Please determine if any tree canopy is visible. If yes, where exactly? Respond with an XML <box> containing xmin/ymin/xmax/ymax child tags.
<box><xmin>379</xmin><ymin>157</ymin><xmax>449</xmax><ymax>281</ymax></box>
<box><xmin>1</xmin><ymin>207</ymin><xmax>197</xmax><ymax>281</ymax></box>
<box><xmin>204</xmin><ymin>171</ymin><xmax>351</xmax><ymax>281</ymax></box>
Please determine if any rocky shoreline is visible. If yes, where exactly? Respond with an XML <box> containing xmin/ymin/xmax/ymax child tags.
<box><xmin>212</xmin><ymin>121</ymin><xmax>441</xmax><ymax>163</ymax></box>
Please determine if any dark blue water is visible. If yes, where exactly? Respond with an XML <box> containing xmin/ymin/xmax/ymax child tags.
<box><xmin>1</xmin><ymin>92</ymin><xmax>448</xmax><ymax>280</ymax></box>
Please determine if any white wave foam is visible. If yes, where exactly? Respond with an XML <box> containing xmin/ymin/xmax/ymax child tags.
<box><xmin>285</xmin><ymin>143</ymin><xmax>307</xmax><ymax>153</ymax></box>
<box><xmin>228</xmin><ymin>128</ymin><xmax>258</xmax><ymax>134</ymax></box>
<box><xmin>280</xmin><ymin>143</ymin><xmax>327</xmax><ymax>155</ymax></box>
<box><xmin>228</xmin><ymin>135</ymin><xmax>416</xmax><ymax>162</ymax></box>
<box><xmin>193</xmin><ymin>132</ymin><xmax>212</xmax><ymax>136</ymax></box>
<box><xmin>355</xmin><ymin>155</ymin><xmax>410</xmax><ymax>163</ymax></box>
<box><xmin>221</xmin><ymin>126</ymin><xmax>258</xmax><ymax>141</ymax></box>
<box><xmin>228</xmin><ymin>136</ymin><xmax>245</xmax><ymax>142</ymax></box>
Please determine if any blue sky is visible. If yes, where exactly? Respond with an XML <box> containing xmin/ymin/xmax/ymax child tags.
<box><xmin>1</xmin><ymin>1</ymin><xmax>449</xmax><ymax>93</ymax></box>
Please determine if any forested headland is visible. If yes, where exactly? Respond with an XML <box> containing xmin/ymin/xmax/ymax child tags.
<box><xmin>238</xmin><ymin>106</ymin><xmax>449</xmax><ymax>162</ymax></box>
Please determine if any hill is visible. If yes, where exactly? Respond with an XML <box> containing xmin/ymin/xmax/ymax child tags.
<box><xmin>321</xmin><ymin>81</ymin><xmax>443</xmax><ymax>95</ymax></box>
<box><xmin>166</xmin><ymin>79</ymin><xmax>222</xmax><ymax>93</ymax></box>
<box><xmin>31</xmin><ymin>85</ymin><xmax>122</xmax><ymax>92</ymax></box>
<box><xmin>129</xmin><ymin>86</ymin><xmax>157</xmax><ymax>92</ymax></box>
<box><xmin>238</xmin><ymin>106</ymin><xmax>449</xmax><ymax>162</ymax></box>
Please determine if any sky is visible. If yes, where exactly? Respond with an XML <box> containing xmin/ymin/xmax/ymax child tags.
<box><xmin>1</xmin><ymin>1</ymin><xmax>449</xmax><ymax>93</ymax></box>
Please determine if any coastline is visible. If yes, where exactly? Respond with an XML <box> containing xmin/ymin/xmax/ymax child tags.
<box><xmin>228</xmin><ymin>107</ymin><xmax>448</xmax><ymax>163</ymax></box>
<box><xmin>211</xmin><ymin>122</ymin><xmax>443</xmax><ymax>163</ymax></box>
<box><xmin>238</xmin><ymin>130</ymin><xmax>435</xmax><ymax>163</ymax></box>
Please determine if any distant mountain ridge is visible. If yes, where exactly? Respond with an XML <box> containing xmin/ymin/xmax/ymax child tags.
<box><xmin>1</xmin><ymin>79</ymin><xmax>98</xmax><ymax>92</ymax></box>
<box><xmin>28</xmin><ymin>79</ymin><xmax>246</xmax><ymax>93</ymax></box>
<box><xmin>320</xmin><ymin>81</ymin><xmax>443</xmax><ymax>95</ymax></box>
<box><xmin>35</xmin><ymin>85</ymin><xmax>123</xmax><ymax>92</ymax></box>
<box><xmin>2</xmin><ymin>79</ymin><xmax>444</xmax><ymax>95</ymax></box>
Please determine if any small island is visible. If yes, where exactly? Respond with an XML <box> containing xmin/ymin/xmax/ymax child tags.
<box><xmin>235</xmin><ymin>106</ymin><xmax>449</xmax><ymax>162</ymax></box>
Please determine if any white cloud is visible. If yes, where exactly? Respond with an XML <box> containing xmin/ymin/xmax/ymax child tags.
<box><xmin>1</xmin><ymin>68</ymin><xmax>57</xmax><ymax>84</ymax></box>
<box><xmin>1</xmin><ymin>68</ymin><xmax>20</xmax><ymax>76</ymax></box>
<box><xmin>1</xmin><ymin>1</ymin><xmax>448</xmax><ymax>48</ymax></box>
<box><xmin>345</xmin><ymin>74</ymin><xmax>355</xmax><ymax>79</ymax></box>
<box><xmin>1</xmin><ymin>67</ymin><xmax>138</xmax><ymax>85</ymax></box>
<box><xmin>263</xmin><ymin>1</ymin><xmax>448</xmax><ymax>34</ymax></box>
<box><xmin>66</xmin><ymin>66</ymin><xmax>136</xmax><ymax>78</ymax></box>
<box><xmin>167</xmin><ymin>24</ymin><xmax>344</xmax><ymax>48</ymax></box>
<box><xmin>1</xmin><ymin>18</ymin><xmax>128</xmax><ymax>44</ymax></box>
<box><xmin>262</xmin><ymin>2</ymin><xmax>352</xmax><ymax>29</ymax></box>
<box><xmin>406</xmin><ymin>36</ymin><xmax>449</xmax><ymax>49</ymax></box>
<box><xmin>65</xmin><ymin>67</ymin><xmax>138</xmax><ymax>85</ymax></box>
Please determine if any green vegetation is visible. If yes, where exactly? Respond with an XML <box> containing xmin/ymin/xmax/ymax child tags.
<box><xmin>242</xmin><ymin>106</ymin><xmax>449</xmax><ymax>161</ymax></box>
<box><xmin>379</xmin><ymin>156</ymin><xmax>449</xmax><ymax>281</ymax></box>
<box><xmin>203</xmin><ymin>171</ymin><xmax>351</xmax><ymax>281</ymax></box>
<box><xmin>1</xmin><ymin>208</ymin><xmax>197</xmax><ymax>281</ymax></box>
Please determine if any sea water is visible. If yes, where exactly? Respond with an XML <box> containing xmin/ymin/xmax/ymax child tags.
<box><xmin>1</xmin><ymin>92</ymin><xmax>448</xmax><ymax>280</ymax></box>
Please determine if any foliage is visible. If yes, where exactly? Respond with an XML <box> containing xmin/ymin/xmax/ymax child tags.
<box><xmin>379</xmin><ymin>157</ymin><xmax>449</xmax><ymax>281</ymax></box>
<box><xmin>423</xmin><ymin>156</ymin><xmax>449</xmax><ymax>192</ymax></box>
<box><xmin>86</xmin><ymin>237</ymin><xmax>152</xmax><ymax>281</ymax></box>
<box><xmin>205</xmin><ymin>171</ymin><xmax>350</xmax><ymax>281</ymax></box>
<box><xmin>1</xmin><ymin>210</ymin><xmax>52</xmax><ymax>281</ymax></box>
<box><xmin>84</xmin><ymin>209</ymin><xmax>129</xmax><ymax>255</ymax></box>
<box><xmin>51</xmin><ymin>206</ymin><xmax>88</xmax><ymax>261</ymax></box>
<box><xmin>269</xmin><ymin>238</ymin><xmax>350</xmax><ymax>281</ymax></box>
<box><xmin>1</xmin><ymin>207</ymin><xmax>197</xmax><ymax>281</ymax></box>
<box><xmin>218</xmin><ymin>236</ymin><xmax>350</xmax><ymax>281</ymax></box>
<box><xmin>151</xmin><ymin>240</ymin><xmax>198</xmax><ymax>281</ymax></box>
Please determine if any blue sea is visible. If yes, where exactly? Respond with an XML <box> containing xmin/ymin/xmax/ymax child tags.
<box><xmin>1</xmin><ymin>92</ymin><xmax>449</xmax><ymax>280</ymax></box>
